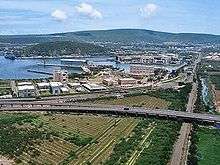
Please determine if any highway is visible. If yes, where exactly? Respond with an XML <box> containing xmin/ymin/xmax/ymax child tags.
<box><xmin>0</xmin><ymin>102</ymin><xmax>220</xmax><ymax>124</ymax></box>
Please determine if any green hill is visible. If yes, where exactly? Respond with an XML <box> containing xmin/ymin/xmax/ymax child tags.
<box><xmin>1</xmin><ymin>29</ymin><xmax>220</xmax><ymax>44</ymax></box>
<box><xmin>22</xmin><ymin>41</ymin><xmax>108</xmax><ymax>56</ymax></box>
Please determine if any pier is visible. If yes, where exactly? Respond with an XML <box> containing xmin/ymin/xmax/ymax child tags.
<box><xmin>27</xmin><ymin>69</ymin><xmax>53</xmax><ymax>75</ymax></box>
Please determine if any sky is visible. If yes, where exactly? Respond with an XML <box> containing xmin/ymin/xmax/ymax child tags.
<box><xmin>0</xmin><ymin>0</ymin><xmax>220</xmax><ymax>35</ymax></box>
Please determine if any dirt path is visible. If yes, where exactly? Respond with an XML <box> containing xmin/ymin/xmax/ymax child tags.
<box><xmin>170</xmin><ymin>81</ymin><xmax>197</xmax><ymax>165</ymax></box>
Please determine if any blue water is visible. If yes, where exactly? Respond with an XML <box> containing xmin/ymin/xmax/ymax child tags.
<box><xmin>0</xmin><ymin>54</ymin><xmax>129</xmax><ymax>80</ymax></box>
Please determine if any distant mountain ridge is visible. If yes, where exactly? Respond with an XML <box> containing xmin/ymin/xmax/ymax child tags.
<box><xmin>1</xmin><ymin>29</ymin><xmax>220</xmax><ymax>44</ymax></box>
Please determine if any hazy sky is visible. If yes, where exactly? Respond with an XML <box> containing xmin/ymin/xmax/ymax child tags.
<box><xmin>0</xmin><ymin>0</ymin><xmax>220</xmax><ymax>35</ymax></box>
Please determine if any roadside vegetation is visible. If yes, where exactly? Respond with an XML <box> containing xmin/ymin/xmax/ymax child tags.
<box><xmin>135</xmin><ymin>120</ymin><xmax>181</xmax><ymax>165</ymax></box>
<box><xmin>146</xmin><ymin>83</ymin><xmax>192</xmax><ymax>111</ymax></box>
<box><xmin>0</xmin><ymin>80</ymin><xmax>11</xmax><ymax>95</ymax></box>
<box><xmin>83</xmin><ymin>84</ymin><xmax>192</xmax><ymax>111</ymax></box>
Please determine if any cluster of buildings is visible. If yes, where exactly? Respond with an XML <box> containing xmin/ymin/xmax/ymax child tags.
<box><xmin>204</xmin><ymin>53</ymin><xmax>220</xmax><ymax>61</ymax></box>
<box><xmin>8</xmin><ymin>52</ymin><xmax>187</xmax><ymax>98</ymax></box>
<box><xmin>116</xmin><ymin>54</ymin><xmax>181</xmax><ymax>65</ymax></box>
<box><xmin>11</xmin><ymin>70</ymin><xmax>70</xmax><ymax>97</ymax></box>
<box><xmin>12</xmin><ymin>81</ymin><xmax>36</xmax><ymax>98</ymax></box>
<box><xmin>129</xmin><ymin>65</ymin><xmax>154</xmax><ymax>78</ymax></box>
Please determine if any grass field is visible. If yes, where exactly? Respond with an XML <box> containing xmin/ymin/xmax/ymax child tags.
<box><xmin>197</xmin><ymin>127</ymin><xmax>220</xmax><ymax>165</ymax></box>
<box><xmin>85</xmin><ymin>95</ymin><xmax>170</xmax><ymax>109</ymax></box>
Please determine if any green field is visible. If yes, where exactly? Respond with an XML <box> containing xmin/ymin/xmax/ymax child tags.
<box><xmin>197</xmin><ymin>127</ymin><xmax>220</xmax><ymax>165</ymax></box>
<box><xmin>86</xmin><ymin>95</ymin><xmax>170</xmax><ymax>109</ymax></box>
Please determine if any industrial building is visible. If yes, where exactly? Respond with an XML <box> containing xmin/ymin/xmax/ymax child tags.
<box><xmin>82</xmin><ymin>83</ymin><xmax>106</xmax><ymax>92</ymax></box>
<box><xmin>17</xmin><ymin>85</ymin><xmax>36</xmax><ymax>97</ymax></box>
<box><xmin>130</xmin><ymin>65</ymin><xmax>154</xmax><ymax>77</ymax></box>
<box><xmin>15</xmin><ymin>82</ymin><xmax>36</xmax><ymax>97</ymax></box>
<box><xmin>118</xmin><ymin>78</ymin><xmax>137</xmax><ymax>87</ymax></box>
<box><xmin>36</xmin><ymin>82</ymin><xmax>50</xmax><ymax>92</ymax></box>
<box><xmin>50</xmin><ymin>82</ymin><xmax>64</xmax><ymax>95</ymax></box>
<box><xmin>53</xmin><ymin>70</ymin><xmax>68</xmax><ymax>84</ymax></box>
<box><xmin>102</xmin><ymin>78</ymin><xmax>118</xmax><ymax>86</ymax></box>
<box><xmin>116</xmin><ymin>54</ymin><xmax>181</xmax><ymax>65</ymax></box>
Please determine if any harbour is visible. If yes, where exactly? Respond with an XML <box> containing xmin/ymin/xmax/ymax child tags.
<box><xmin>0</xmin><ymin>53</ymin><xmax>128</xmax><ymax>80</ymax></box>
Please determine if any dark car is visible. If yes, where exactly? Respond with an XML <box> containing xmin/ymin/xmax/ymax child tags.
<box><xmin>124</xmin><ymin>107</ymin><xmax>130</xmax><ymax>111</ymax></box>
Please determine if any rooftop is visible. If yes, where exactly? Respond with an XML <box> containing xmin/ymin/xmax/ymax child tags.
<box><xmin>83</xmin><ymin>83</ymin><xmax>106</xmax><ymax>91</ymax></box>
<box><xmin>68</xmin><ymin>82</ymin><xmax>81</xmax><ymax>87</ymax></box>
<box><xmin>18</xmin><ymin>85</ymin><xmax>35</xmax><ymax>91</ymax></box>
<box><xmin>36</xmin><ymin>82</ymin><xmax>50</xmax><ymax>87</ymax></box>
<box><xmin>50</xmin><ymin>82</ymin><xmax>63</xmax><ymax>87</ymax></box>
<box><xmin>118</xmin><ymin>77</ymin><xmax>136</xmax><ymax>81</ymax></box>
<box><xmin>60</xmin><ymin>87</ymin><xmax>69</xmax><ymax>92</ymax></box>
<box><xmin>17</xmin><ymin>82</ymin><xmax>32</xmax><ymax>86</ymax></box>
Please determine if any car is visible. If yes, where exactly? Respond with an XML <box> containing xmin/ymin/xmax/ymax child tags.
<box><xmin>124</xmin><ymin>107</ymin><xmax>130</xmax><ymax>111</ymax></box>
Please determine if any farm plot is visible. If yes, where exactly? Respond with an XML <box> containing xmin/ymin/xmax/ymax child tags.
<box><xmin>86</xmin><ymin>95</ymin><xmax>170</xmax><ymax>109</ymax></box>
<box><xmin>40</xmin><ymin>114</ymin><xmax>115</xmax><ymax>138</ymax></box>
<box><xmin>19</xmin><ymin>138</ymin><xmax>76</xmax><ymax>165</ymax></box>
<box><xmin>69</xmin><ymin>117</ymin><xmax>139</xmax><ymax>165</ymax></box>
<box><xmin>0</xmin><ymin>93</ymin><xmax>175</xmax><ymax>165</ymax></box>
<box><xmin>34</xmin><ymin>114</ymin><xmax>138</xmax><ymax>165</ymax></box>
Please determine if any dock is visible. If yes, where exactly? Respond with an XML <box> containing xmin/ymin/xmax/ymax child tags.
<box><xmin>37</xmin><ymin>63</ymin><xmax>83</xmax><ymax>69</ymax></box>
<box><xmin>27</xmin><ymin>69</ymin><xmax>53</xmax><ymax>75</ymax></box>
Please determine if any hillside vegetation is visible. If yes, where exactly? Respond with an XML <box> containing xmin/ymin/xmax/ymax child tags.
<box><xmin>22</xmin><ymin>41</ymin><xmax>108</xmax><ymax>56</ymax></box>
<box><xmin>1</xmin><ymin>29</ymin><xmax>220</xmax><ymax>44</ymax></box>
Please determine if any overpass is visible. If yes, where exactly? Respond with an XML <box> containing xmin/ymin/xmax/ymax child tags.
<box><xmin>0</xmin><ymin>102</ymin><xmax>220</xmax><ymax>125</ymax></box>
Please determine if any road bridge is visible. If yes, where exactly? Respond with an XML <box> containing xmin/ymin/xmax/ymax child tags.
<box><xmin>0</xmin><ymin>103</ymin><xmax>220</xmax><ymax>125</ymax></box>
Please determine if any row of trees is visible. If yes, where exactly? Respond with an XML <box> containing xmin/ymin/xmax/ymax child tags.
<box><xmin>187</xmin><ymin>124</ymin><xmax>199</xmax><ymax>165</ymax></box>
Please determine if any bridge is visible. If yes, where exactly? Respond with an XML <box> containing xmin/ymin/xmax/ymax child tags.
<box><xmin>0</xmin><ymin>101</ymin><xmax>220</xmax><ymax>125</ymax></box>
